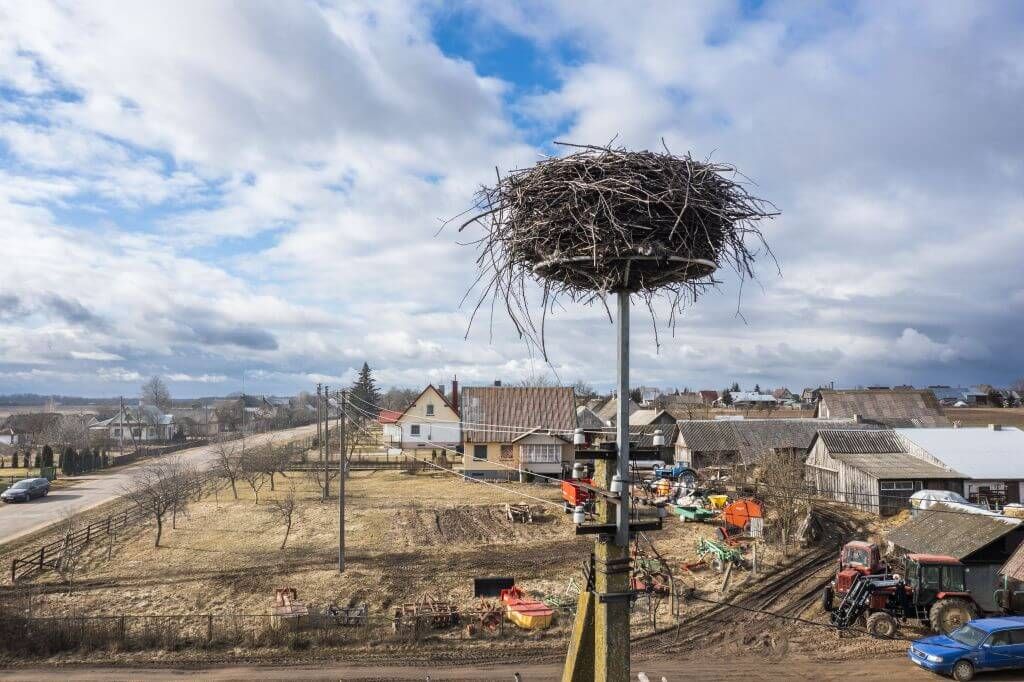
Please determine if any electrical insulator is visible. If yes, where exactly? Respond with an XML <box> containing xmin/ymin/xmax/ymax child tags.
<box><xmin>572</xmin><ymin>505</ymin><xmax>586</xmax><ymax>525</ymax></box>
<box><xmin>573</xmin><ymin>427</ymin><xmax>585</xmax><ymax>446</ymax></box>
<box><xmin>572</xmin><ymin>462</ymin><xmax>586</xmax><ymax>479</ymax></box>
<box><xmin>610</xmin><ymin>474</ymin><xmax>626</xmax><ymax>494</ymax></box>
<box><xmin>652</xmin><ymin>429</ymin><xmax>665</xmax><ymax>447</ymax></box>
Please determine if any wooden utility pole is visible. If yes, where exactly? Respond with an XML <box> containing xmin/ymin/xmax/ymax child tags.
<box><xmin>338</xmin><ymin>389</ymin><xmax>346</xmax><ymax>573</ymax></box>
<box><xmin>118</xmin><ymin>396</ymin><xmax>125</xmax><ymax>460</ymax></box>
<box><xmin>316</xmin><ymin>384</ymin><xmax>322</xmax><ymax>461</ymax></box>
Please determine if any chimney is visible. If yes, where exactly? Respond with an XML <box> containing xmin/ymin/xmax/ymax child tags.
<box><xmin>990</xmin><ymin>424</ymin><xmax>1002</xmax><ymax>431</ymax></box>
<box><xmin>494</xmin><ymin>379</ymin><xmax>502</xmax><ymax>387</ymax></box>
<box><xmin>450</xmin><ymin>376</ymin><xmax>459</xmax><ymax>412</ymax></box>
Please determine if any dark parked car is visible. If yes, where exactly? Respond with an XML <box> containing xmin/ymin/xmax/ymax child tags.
<box><xmin>0</xmin><ymin>477</ymin><xmax>50</xmax><ymax>503</ymax></box>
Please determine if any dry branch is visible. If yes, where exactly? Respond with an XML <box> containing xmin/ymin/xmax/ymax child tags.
<box><xmin>456</xmin><ymin>142</ymin><xmax>778</xmax><ymax>354</ymax></box>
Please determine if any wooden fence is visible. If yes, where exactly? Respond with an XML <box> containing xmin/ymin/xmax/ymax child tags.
<box><xmin>9</xmin><ymin>508</ymin><xmax>137</xmax><ymax>582</ymax></box>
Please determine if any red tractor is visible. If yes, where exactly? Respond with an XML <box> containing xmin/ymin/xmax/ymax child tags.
<box><xmin>824</xmin><ymin>541</ymin><xmax>980</xmax><ymax>637</ymax></box>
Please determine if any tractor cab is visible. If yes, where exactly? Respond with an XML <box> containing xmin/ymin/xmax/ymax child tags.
<box><xmin>904</xmin><ymin>554</ymin><xmax>967</xmax><ymax>610</ymax></box>
<box><xmin>835</xmin><ymin>541</ymin><xmax>887</xmax><ymax>595</ymax></box>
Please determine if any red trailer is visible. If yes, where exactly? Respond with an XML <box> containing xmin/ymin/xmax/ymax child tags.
<box><xmin>561</xmin><ymin>478</ymin><xmax>593</xmax><ymax>513</ymax></box>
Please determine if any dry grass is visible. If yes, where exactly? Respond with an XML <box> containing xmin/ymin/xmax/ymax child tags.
<box><xmin>945</xmin><ymin>407</ymin><xmax>1024</xmax><ymax>428</ymax></box>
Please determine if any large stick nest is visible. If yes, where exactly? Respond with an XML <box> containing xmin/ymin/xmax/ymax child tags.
<box><xmin>458</xmin><ymin>142</ymin><xmax>778</xmax><ymax>355</ymax></box>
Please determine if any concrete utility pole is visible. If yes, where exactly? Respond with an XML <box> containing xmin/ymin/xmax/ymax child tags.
<box><xmin>338</xmin><ymin>389</ymin><xmax>346</xmax><ymax>573</ymax></box>
<box><xmin>563</xmin><ymin>291</ymin><xmax>632</xmax><ymax>682</ymax></box>
<box><xmin>323</xmin><ymin>384</ymin><xmax>330</xmax><ymax>500</ymax></box>
<box><xmin>316</xmin><ymin>384</ymin><xmax>322</xmax><ymax>461</ymax></box>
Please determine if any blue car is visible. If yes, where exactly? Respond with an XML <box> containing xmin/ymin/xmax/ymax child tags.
<box><xmin>909</xmin><ymin>616</ymin><xmax>1024</xmax><ymax>681</ymax></box>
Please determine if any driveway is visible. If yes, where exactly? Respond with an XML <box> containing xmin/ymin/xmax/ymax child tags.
<box><xmin>0</xmin><ymin>425</ymin><xmax>315</xmax><ymax>547</ymax></box>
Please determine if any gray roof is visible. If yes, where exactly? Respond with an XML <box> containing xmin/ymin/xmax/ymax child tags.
<box><xmin>816</xmin><ymin>429</ymin><xmax>906</xmax><ymax>454</ymax></box>
<box><xmin>576</xmin><ymin>406</ymin><xmax>605</xmax><ymax>431</ymax></box>
<box><xmin>895</xmin><ymin>427</ymin><xmax>1024</xmax><ymax>480</ymax></box>
<box><xmin>461</xmin><ymin>386</ymin><xmax>576</xmax><ymax>444</ymax></box>
<box><xmin>592</xmin><ymin>423</ymin><xmax>679</xmax><ymax>449</ymax></box>
<box><xmin>596</xmin><ymin>397</ymin><xmax>641</xmax><ymax>423</ymax></box>
<box><xmin>678</xmin><ymin>418</ymin><xmax>882</xmax><ymax>464</ymax></box>
<box><xmin>828</xmin><ymin>451</ymin><xmax>958</xmax><ymax>479</ymax></box>
<box><xmin>887</xmin><ymin>503</ymin><xmax>1021</xmax><ymax>560</ymax></box>
<box><xmin>815</xmin><ymin>389</ymin><xmax>949</xmax><ymax>427</ymax></box>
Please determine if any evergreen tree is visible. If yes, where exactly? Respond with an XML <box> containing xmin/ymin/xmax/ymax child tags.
<box><xmin>350</xmin><ymin>362</ymin><xmax>382</xmax><ymax>416</ymax></box>
<box><xmin>42</xmin><ymin>444</ymin><xmax>54</xmax><ymax>468</ymax></box>
<box><xmin>720</xmin><ymin>388</ymin><xmax>734</xmax><ymax>406</ymax></box>
<box><xmin>754</xmin><ymin>383</ymin><xmax>762</xmax><ymax>394</ymax></box>
<box><xmin>730</xmin><ymin>381</ymin><xmax>741</xmax><ymax>392</ymax></box>
<box><xmin>9</xmin><ymin>452</ymin><xmax>16</xmax><ymax>469</ymax></box>
<box><xmin>62</xmin><ymin>447</ymin><xmax>75</xmax><ymax>475</ymax></box>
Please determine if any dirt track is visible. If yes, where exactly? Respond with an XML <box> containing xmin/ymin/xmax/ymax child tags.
<box><xmin>0</xmin><ymin>656</ymin><xmax>944</xmax><ymax>680</ymax></box>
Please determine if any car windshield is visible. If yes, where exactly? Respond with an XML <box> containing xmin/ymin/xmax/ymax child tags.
<box><xmin>949</xmin><ymin>625</ymin><xmax>986</xmax><ymax>647</ymax></box>
<box><xmin>11</xmin><ymin>481</ymin><xmax>31</xmax><ymax>489</ymax></box>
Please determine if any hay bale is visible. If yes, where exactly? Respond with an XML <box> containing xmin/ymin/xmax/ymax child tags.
<box><xmin>459</xmin><ymin>143</ymin><xmax>777</xmax><ymax>350</ymax></box>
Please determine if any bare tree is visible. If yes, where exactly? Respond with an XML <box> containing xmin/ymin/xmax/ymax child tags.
<box><xmin>239</xmin><ymin>447</ymin><xmax>267</xmax><ymax>504</ymax></box>
<box><xmin>268</xmin><ymin>487</ymin><xmax>298</xmax><ymax>549</ymax></box>
<box><xmin>55</xmin><ymin>509</ymin><xmax>85</xmax><ymax>587</ymax></box>
<box><xmin>211</xmin><ymin>440</ymin><xmax>243</xmax><ymax>499</ymax></box>
<box><xmin>141</xmin><ymin>375</ymin><xmax>172</xmax><ymax>412</ymax></box>
<box><xmin>122</xmin><ymin>456</ymin><xmax>191</xmax><ymax>546</ymax></box>
<box><xmin>756</xmin><ymin>449</ymin><xmax>808</xmax><ymax>548</ymax></box>
<box><xmin>41</xmin><ymin>415</ymin><xmax>89</xmax><ymax>451</ymax></box>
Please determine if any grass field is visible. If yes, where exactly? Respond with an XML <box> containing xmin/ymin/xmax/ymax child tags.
<box><xmin>945</xmin><ymin>407</ymin><xmax>1024</xmax><ymax>427</ymax></box>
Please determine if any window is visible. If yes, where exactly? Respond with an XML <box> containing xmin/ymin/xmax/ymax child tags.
<box><xmin>500</xmin><ymin>444</ymin><xmax>513</xmax><ymax>460</ymax></box>
<box><xmin>521</xmin><ymin>444</ymin><xmax>561</xmax><ymax>463</ymax></box>
<box><xmin>426</xmin><ymin>404</ymin><xmax>435</xmax><ymax>416</ymax></box>
<box><xmin>921</xmin><ymin>565</ymin><xmax>942</xmax><ymax>590</ymax></box>
<box><xmin>132</xmin><ymin>428</ymin><xmax>140</xmax><ymax>438</ymax></box>
<box><xmin>410</xmin><ymin>424</ymin><xmax>421</xmax><ymax>436</ymax></box>
<box><xmin>473</xmin><ymin>445</ymin><xmax>488</xmax><ymax>461</ymax></box>
<box><xmin>1010</xmin><ymin>629</ymin><xmax>1024</xmax><ymax>645</ymax></box>
<box><xmin>988</xmin><ymin>631</ymin><xmax>1012</xmax><ymax>647</ymax></box>
<box><xmin>943</xmin><ymin>566</ymin><xmax>965</xmax><ymax>592</ymax></box>
<box><xmin>113</xmin><ymin>428</ymin><xmax>121</xmax><ymax>437</ymax></box>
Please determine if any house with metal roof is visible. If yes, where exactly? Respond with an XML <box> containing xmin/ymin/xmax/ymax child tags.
<box><xmin>461</xmin><ymin>386</ymin><xmax>576</xmax><ymax>481</ymax></box>
<box><xmin>897</xmin><ymin>426</ymin><xmax>1024</xmax><ymax>507</ymax></box>
<box><xmin>805</xmin><ymin>430</ymin><xmax>964</xmax><ymax>515</ymax></box>
<box><xmin>814</xmin><ymin>388</ymin><xmax>950</xmax><ymax>427</ymax></box>
<box><xmin>389</xmin><ymin>384</ymin><xmax>460</xmax><ymax>455</ymax></box>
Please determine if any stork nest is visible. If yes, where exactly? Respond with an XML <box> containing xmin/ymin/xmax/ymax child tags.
<box><xmin>457</xmin><ymin>142</ymin><xmax>778</xmax><ymax>354</ymax></box>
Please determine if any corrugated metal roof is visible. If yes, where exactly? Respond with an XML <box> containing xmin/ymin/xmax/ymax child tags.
<box><xmin>816</xmin><ymin>389</ymin><xmax>949</xmax><ymax>427</ymax></box>
<box><xmin>461</xmin><ymin>386</ymin><xmax>576</xmax><ymax>444</ymax></box>
<box><xmin>596</xmin><ymin>397</ymin><xmax>640</xmax><ymax>423</ymax></box>
<box><xmin>817</xmin><ymin>429</ymin><xmax>906</xmax><ymax>454</ymax></box>
<box><xmin>592</xmin><ymin>423</ymin><xmax>679</xmax><ymax>449</ymax></box>
<box><xmin>887</xmin><ymin>503</ymin><xmax>1021</xmax><ymax>560</ymax></box>
<box><xmin>576</xmin><ymin>406</ymin><xmax>605</xmax><ymax>431</ymax></box>
<box><xmin>678</xmin><ymin>418</ymin><xmax>883</xmax><ymax>464</ymax></box>
<box><xmin>1001</xmin><ymin>542</ymin><xmax>1024</xmax><ymax>581</ymax></box>
<box><xmin>895</xmin><ymin>427</ymin><xmax>1024</xmax><ymax>480</ymax></box>
<box><xmin>827</xmin><ymin>451</ymin><xmax>958</xmax><ymax>479</ymax></box>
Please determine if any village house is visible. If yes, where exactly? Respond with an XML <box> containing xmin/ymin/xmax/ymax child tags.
<box><xmin>0</xmin><ymin>413</ymin><xmax>62</xmax><ymax>446</ymax></box>
<box><xmin>89</xmin><ymin>405</ymin><xmax>175</xmax><ymax>443</ymax></box>
<box><xmin>725</xmin><ymin>391</ymin><xmax>778</xmax><ymax>408</ymax></box>
<box><xmin>675</xmin><ymin>418</ymin><xmax>882</xmax><ymax>470</ymax></box>
<box><xmin>804</xmin><ymin>429</ymin><xmax>964</xmax><ymax>515</ymax></box>
<box><xmin>813</xmin><ymin>388</ymin><xmax>950</xmax><ymax>427</ymax></box>
<box><xmin>628</xmin><ymin>409</ymin><xmax>676</xmax><ymax>427</ymax></box>
<box><xmin>590</xmin><ymin>396</ymin><xmax>641</xmax><ymax>426</ymax></box>
<box><xmin>389</xmin><ymin>382</ymin><xmax>461</xmax><ymax>454</ymax></box>
<box><xmin>461</xmin><ymin>386</ymin><xmax>576</xmax><ymax>481</ymax></box>
<box><xmin>635</xmin><ymin>386</ymin><xmax>662</xmax><ymax>405</ymax></box>
<box><xmin>699</xmin><ymin>390</ymin><xmax>720</xmax><ymax>405</ymax></box>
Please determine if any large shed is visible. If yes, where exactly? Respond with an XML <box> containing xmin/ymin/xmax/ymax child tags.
<box><xmin>896</xmin><ymin>426</ymin><xmax>1024</xmax><ymax>506</ymax></box>
<box><xmin>675</xmin><ymin>418</ymin><xmax>882</xmax><ymax>469</ymax></box>
<box><xmin>805</xmin><ymin>430</ymin><xmax>964</xmax><ymax>515</ymax></box>
<box><xmin>814</xmin><ymin>389</ymin><xmax>949</xmax><ymax>427</ymax></box>
<box><xmin>888</xmin><ymin>504</ymin><xmax>1024</xmax><ymax>564</ymax></box>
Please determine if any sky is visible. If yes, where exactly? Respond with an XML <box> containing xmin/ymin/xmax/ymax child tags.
<box><xmin>1</xmin><ymin>1</ymin><xmax>1023</xmax><ymax>398</ymax></box>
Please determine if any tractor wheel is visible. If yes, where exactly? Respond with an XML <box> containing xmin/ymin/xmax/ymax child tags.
<box><xmin>866</xmin><ymin>611</ymin><xmax>898</xmax><ymax>639</ymax></box>
<box><xmin>952</xmin><ymin>659</ymin><xmax>975</xmax><ymax>682</ymax></box>
<box><xmin>821</xmin><ymin>585</ymin><xmax>834</xmax><ymax>613</ymax></box>
<box><xmin>929</xmin><ymin>598</ymin><xmax>976</xmax><ymax>634</ymax></box>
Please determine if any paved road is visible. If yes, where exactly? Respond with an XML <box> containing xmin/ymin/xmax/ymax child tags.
<box><xmin>0</xmin><ymin>425</ymin><xmax>315</xmax><ymax>547</ymax></box>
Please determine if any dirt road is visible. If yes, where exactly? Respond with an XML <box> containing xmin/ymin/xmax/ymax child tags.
<box><xmin>0</xmin><ymin>655</ymin><xmax>951</xmax><ymax>681</ymax></box>
<box><xmin>0</xmin><ymin>425</ymin><xmax>315</xmax><ymax>546</ymax></box>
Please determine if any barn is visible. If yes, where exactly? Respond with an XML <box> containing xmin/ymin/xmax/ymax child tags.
<box><xmin>805</xmin><ymin>429</ymin><xmax>964</xmax><ymax>515</ymax></box>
